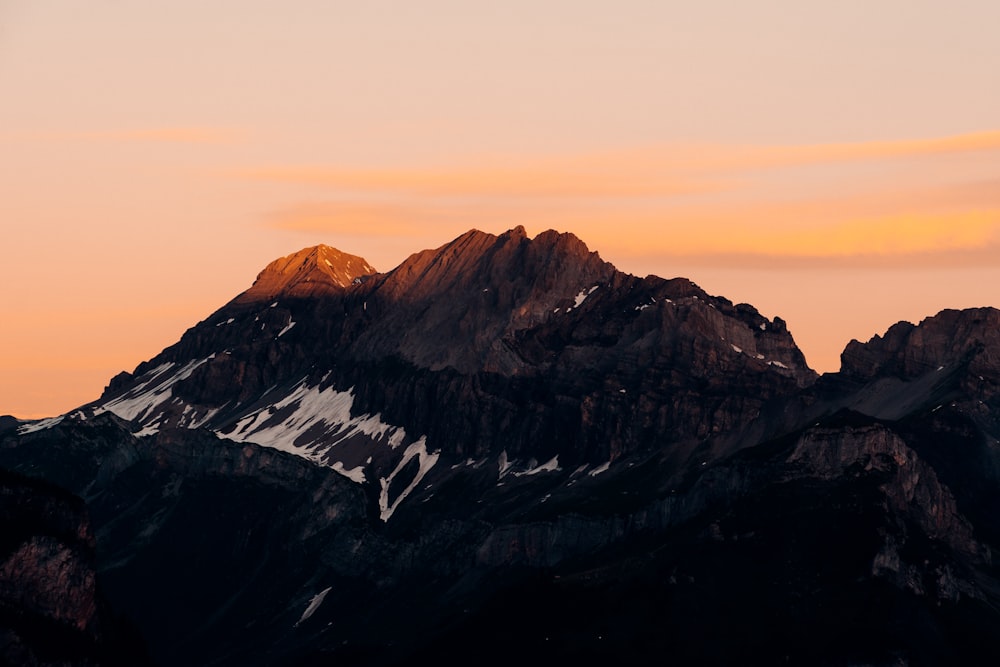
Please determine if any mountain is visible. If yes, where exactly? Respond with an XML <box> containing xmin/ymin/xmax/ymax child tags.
<box><xmin>2</xmin><ymin>228</ymin><xmax>999</xmax><ymax>665</ymax></box>
<box><xmin>94</xmin><ymin>226</ymin><xmax>813</xmax><ymax>490</ymax></box>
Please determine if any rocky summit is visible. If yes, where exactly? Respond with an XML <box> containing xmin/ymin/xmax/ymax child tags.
<box><xmin>2</xmin><ymin>228</ymin><xmax>1000</xmax><ymax>666</ymax></box>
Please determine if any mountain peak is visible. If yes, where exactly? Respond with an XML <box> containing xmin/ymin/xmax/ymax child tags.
<box><xmin>378</xmin><ymin>227</ymin><xmax>609</xmax><ymax>305</ymax></box>
<box><xmin>840</xmin><ymin>306</ymin><xmax>1000</xmax><ymax>380</ymax></box>
<box><xmin>237</xmin><ymin>244</ymin><xmax>377</xmax><ymax>303</ymax></box>
<box><xmin>502</xmin><ymin>224</ymin><xmax>528</xmax><ymax>240</ymax></box>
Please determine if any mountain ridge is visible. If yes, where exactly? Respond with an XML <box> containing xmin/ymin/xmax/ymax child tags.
<box><xmin>3</xmin><ymin>227</ymin><xmax>1000</xmax><ymax>665</ymax></box>
<box><xmin>84</xmin><ymin>227</ymin><xmax>815</xmax><ymax>479</ymax></box>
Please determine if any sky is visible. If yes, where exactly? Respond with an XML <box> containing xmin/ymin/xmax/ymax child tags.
<box><xmin>2</xmin><ymin>0</ymin><xmax>999</xmax><ymax>418</ymax></box>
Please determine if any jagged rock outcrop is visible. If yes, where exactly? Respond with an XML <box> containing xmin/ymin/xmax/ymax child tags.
<box><xmin>0</xmin><ymin>471</ymin><xmax>97</xmax><ymax>631</ymax></box>
<box><xmin>830</xmin><ymin>306</ymin><xmax>1000</xmax><ymax>444</ymax></box>
<box><xmin>347</xmin><ymin>226</ymin><xmax>618</xmax><ymax>371</ymax></box>
<box><xmin>788</xmin><ymin>422</ymin><xmax>986</xmax><ymax>579</ymax></box>
<box><xmin>841</xmin><ymin>307</ymin><xmax>1000</xmax><ymax>382</ymax></box>
<box><xmin>0</xmin><ymin>468</ymin><xmax>149</xmax><ymax>666</ymax></box>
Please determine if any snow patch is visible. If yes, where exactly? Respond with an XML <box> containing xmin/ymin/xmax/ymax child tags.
<box><xmin>589</xmin><ymin>462</ymin><xmax>611</xmax><ymax>477</ymax></box>
<box><xmin>100</xmin><ymin>359</ymin><xmax>209</xmax><ymax>424</ymax></box>
<box><xmin>731</xmin><ymin>344</ymin><xmax>743</xmax><ymax>354</ymax></box>
<box><xmin>295</xmin><ymin>587</ymin><xmax>332</xmax><ymax>627</ymax></box>
<box><xmin>571</xmin><ymin>285</ymin><xmax>600</xmax><ymax>309</ymax></box>
<box><xmin>277</xmin><ymin>320</ymin><xmax>296</xmax><ymax>337</ymax></box>
<box><xmin>451</xmin><ymin>458</ymin><xmax>481</xmax><ymax>470</ymax></box>
<box><xmin>222</xmin><ymin>381</ymin><xmax>407</xmax><ymax>476</ymax></box>
<box><xmin>16</xmin><ymin>415</ymin><xmax>65</xmax><ymax>435</ymax></box>
<box><xmin>515</xmin><ymin>456</ymin><xmax>560</xmax><ymax>477</ymax></box>
<box><xmin>759</xmin><ymin>323</ymin><xmax>767</xmax><ymax>331</ymax></box>
<box><xmin>331</xmin><ymin>461</ymin><xmax>366</xmax><ymax>483</ymax></box>
<box><xmin>768</xmin><ymin>360</ymin><xmax>790</xmax><ymax>369</ymax></box>
<box><xmin>378</xmin><ymin>438</ymin><xmax>439</xmax><ymax>521</ymax></box>
<box><xmin>185</xmin><ymin>406</ymin><xmax>223</xmax><ymax>429</ymax></box>
<box><xmin>498</xmin><ymin>450</ymin><xmax>514</xmax><ymax>478</ymax></box>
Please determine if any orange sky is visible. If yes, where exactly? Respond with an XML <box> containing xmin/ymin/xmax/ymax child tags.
<box><xmin>2</xmin><ymin>1</ymin><xmax>999</xmax><ymax>418</ymax></box>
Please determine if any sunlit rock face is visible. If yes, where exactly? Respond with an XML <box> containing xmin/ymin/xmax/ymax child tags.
<box><xmin>235</xmin><ymin>244</ymin><xmax>378</xmax><ymax>302</ymax></box>
<box><xmin>3</xmin><ymin>229</ymin><xmax>1000</xmax><ymax>665</ymax></box>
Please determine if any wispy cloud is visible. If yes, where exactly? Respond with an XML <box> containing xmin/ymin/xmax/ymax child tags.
<box><xmin>607</xmin><ymin>211</ymin><xmax>1000</xmax><ymax>268</ymax></box>
<box><xmin>243</xmin><ymin>164</ymin><xmax>719</xmax><ymax>199</ymax></box>
<box><xmin>251</xmin><ymin>130</ymin><xmax>1000</xmax><ymax>269</ymax></box>
<box><xmin>265</xmin><ymin>201</ymin><xmax>473</xmax><ymax>236</ymax></box>
<box><xmin>243</xmin><ymin>130</ymin><xmax>1000</xmax><ymax>197</ymax></box>
<box><xmin>647</xmin><ymin>130</ymin><xmax>1000</xmax><ymax>173</ymax></box>
<box><xmin>268</xmin><ymin>200</ymin><xmax>1000</xmax><ymax>269</ymax></box>
<box><xmin>6</xmin><ymin>126</ymin><xmax>247</xmax><ymax>145</ymax></box>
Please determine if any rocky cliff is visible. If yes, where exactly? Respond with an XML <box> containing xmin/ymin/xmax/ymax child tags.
<box><xmin>0</xmin><ymin>468</ymin><xmax>149</xmax><ymax>666</ymax></box>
